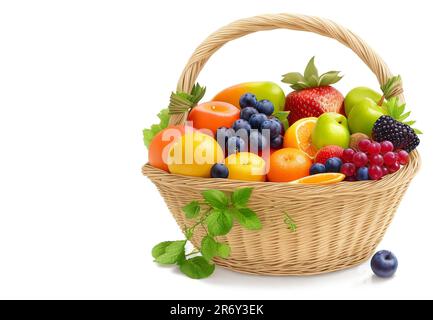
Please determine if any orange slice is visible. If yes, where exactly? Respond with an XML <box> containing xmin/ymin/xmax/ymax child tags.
<box><xmin>291</xmin><ymin>173</ymin><xmax>346</xmax><ymax>185</ymax></box>
<box><xmin>283</xmin><ymin>117</ymin><xmax>318</xmax><ymax>159</ymax></box>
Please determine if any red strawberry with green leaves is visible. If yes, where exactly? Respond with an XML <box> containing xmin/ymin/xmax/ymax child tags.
<box><xmin>282</xmin><ymin>57</ymin><xmax>345</xmax><ymax>125</ymax></box>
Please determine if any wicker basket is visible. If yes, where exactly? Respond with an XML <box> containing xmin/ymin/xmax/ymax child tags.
<box><xmin>142</xmin><ymin>14</ymin><xmax>421</xmax><ymax>275</ymax></box>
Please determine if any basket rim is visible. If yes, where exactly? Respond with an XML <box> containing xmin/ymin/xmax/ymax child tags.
<box><xmin>142</xmin><ymin>150</ymin><xmax>420</xmax><ymax>194</ymax></box>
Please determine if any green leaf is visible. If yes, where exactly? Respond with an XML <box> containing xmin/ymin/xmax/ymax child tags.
<box><xmin>318</xmin><ymin>71</ymin><xmax>343</xmax><ymax>86</ymax></box>
<box><xmin>179</xmin><ymin>257</ymin><xmax>215</xmax><ymax>279</ymax></box>
<box><xmin>202</xmin><ymin>189</ymin><xmax>229</xmax><ymax>209</ymax></box>
<box><xmin>284</xmin><ymin>213</ymin><xmax>297</xmax><ymax>232</ymax></box>
<box><xmin>399</xmin><ymin>111</ymin><xmax>411</xmax><ymax>122</ymax></box>
<box><xmin>143</xmin><ymin>129</ymin><xmax>154</xmax><ymax>148</ymax></box>
<box><xmin>231</xmin><ymin>187</ymin><xmax>253</xmax><ymax>208</ymax></box>
<box><xmin>291</xmin><ymin>81</ymin><xmax>310</xmax><ymax>91</ymax></box>
<box><xmin>273</xmin><ymin>111</ymin><xmax>290</xmax><ymax>131</ymax></box>
<box><xmin>404</xmin><ymin>120</ymin><xmax>416</xmax><ymax>126</ymax></box>
<box><xmin>216</xmin><ymin>243</ymin><xmax>231</xmax><ymax>259</ymax></box>
<box><xmin>304</xmin><ymin>57</ymin><xmax>319</xmax><ymax>82</ymax></box>
<box><xmin>201</xmin><ymin>235</ymin><xmax>218</xmax><ymax>261</ymax></box>
<box><xmin>206</xmin><ymin>209</ymin><xmax>233</xmax><ymax>236</ymax></box>
<box><xmin>414</xmin><ymin>128</ymin><xmax>423</xmax><ymax>135</ymax></box>
<box><xmin>182</xmin><ymin>201</ymin><xmax>201</xmax><ymax>219</ymax></box>
<box><xmin>281</xmin><ymin>72</ymin><xmax>304</xmax><ymax>85</ymax></box>
<box><xmin>152</xmin><ymin>240</ymin><xmax>186</xmax><ymax>265</ymax></box>
<box><xmin>142</xmin><ymin>108</ymin><xmax>170</xmax><ymax>149</ymax></box>
<box><xmin>231</xmin><ymin>208</ymin><xmax>262</xmax><ymax>230</ymax></box>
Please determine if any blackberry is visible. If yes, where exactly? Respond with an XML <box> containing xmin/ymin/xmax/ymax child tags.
<box><xmin>372</xmin><ymin>116</ymin><xmax>419</xmax><ymax>152</ymax></box>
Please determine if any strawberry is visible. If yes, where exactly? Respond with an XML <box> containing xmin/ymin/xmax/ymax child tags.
<box><xmin>282</xmin><ymin>57</ymin><xmax>345</xmax><ymax>125</ymax></box>
<box><xmin>314</xmin><ymin>145</ymin><xmax>344</xmax><ymax>164</ymax></box>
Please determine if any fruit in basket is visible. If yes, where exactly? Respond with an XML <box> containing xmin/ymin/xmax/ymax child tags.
<box><xmin>283</xmin><ymin>117</ymin><xmax>318</xmax><ymax>159</ymax></box>
<box><xmin>372</xmin><ymin>116</ymin><xmax>420</xmax><ymax>152</ymax></box>
<box><xmin>188</xmin><ymin>101</ymin><xmax>240</xmax><ymax>135</ymax></box>
<box><xmin>226</xmin><ymin>136</ymin><xmax>247</xmax><ymax>155</ymax></box>
<box><xmin>249</xmin><ymin>131</ymin><xmax>267</xmax><ymax>153</ymax></box>
<box><xmin>380</xmin><ymin>141</ymin><xmax>394</xmax><ymax>154</ymax></box>
<box><xmin>282</xmin><ymin>57</ymin><xmax>344</xmax><ymax>125</ymax></box>
<box><xmin>325</xmin><ymin>157</ymin><xmax>343</xmax><ymax>173</ymax></box>
<box><xmin>239</xmin><ymin>93</ymin><xmax>258</xmax><ymax>109</ymax></box>
<box><xmin>342</xmin><ymin>148</ymin><xmax>355</xmax><ymax>163</ymax></box>
<box><xmin>340</xmin><ymin>162</ymin><xmax>356</xmax><ymax>177</ymax></box>
<box><xmin>270</xmin><ymin>135</ymin><xmax>284</xmax><ymax>149</ymax></box>
<box><xmin>349</xmin><ymin>133</ymin><xmax>369</xmax><ymax>151</ymax></box>
<box><xmin>261</xmin><ymin>119</ymin><xmax>282</xmax><ymax>139</ymax></box>
<box><xmin>149</xmin><ymin>125</ymin><xmax>194</xmax><ymax>172</ymax></box>
<box><xmin>356</xmin><ymin>167</ymin><xmax>369</xmax><ymax>181</ymax></box>
<box><xmin>291</xmin><ymin>173</ymin><xmax>345</xmax><ymax>185</ymax></box>
<box><xmin>213</xmin><ymin>82</ymin><xmax>286</xmax><ymax>112</ymax></box>
<box><xmin>347</xmin><ymin>98</ymin><xmax>384</xmax><ymax>136</ymax></box>
<box><xmin>314</xmin><ymin>145</ymin><xmax>344</xmax><ymax>165</ymax></box>
<box><xmin>232</xmin><ymin>119</ymin><xmax>251</xmax><ymax>134</ymax></box>
<box><xmin>312</xmin><ymin>113</ymin><xmax>350</xmax><ymax>149</ymax></box>
<box><xmin>267</xmin><ymin>148</ymin><xmax>312</xmax><ymax>182</ymax></box>
<box><xmin>210</xmin><ymin>163</ymin><xmax>229</xmax><ymax>178</ymax></box>
<box><xmin>348</xmin><ymin>77</ymin><xmax>421</xmax><ymax>138</ymax></box>
<box><xmin>368</xmin><ymin>165</ymin><xmax>383</xmax><ymax>180</ymax></box>
<box><xmin>397</xmin><ymin>150</ymin><xmax>409</xmax><ymax>165</ymax></box>
<box><xmin>371</xmin><ymin>250</ymin><xmax>398</xmax><ymax>278</ymax></box>
<box><xmin>225</xmin><ymin>152</ymin><xmax>266</xmax><ymax>181</ymax></box>
<box><xmin>256</xmin><ymin>99</ymin><xmax>275</xmax><ymax>116</ymax></box>
<box><xmin>249</xmin><ymin>113</ymin><xmax>268</xmax><ymax>130</ymax></box>
<box><xmin>309</xmin><ymin>163</ymin><xmax>326</xmax><ymax>175</ymax></box>
<box><xmin>345</xmin><ymin>87</ymin><xmax>382</xmax><ymax>116</ymax></box>
<box><xmin>352</xmin><ymin>151</ymin><xmax>369</xmax><ymax>167</ymax></box>
<box><xmin>167</xmin><ymin>132</ymin><xmax>224</xmax><ymax>178</ymax></box>
<box><xmin>240</xmin><ymin>106</ymin><xmax>258</xmax><ymax>121</ymax></box>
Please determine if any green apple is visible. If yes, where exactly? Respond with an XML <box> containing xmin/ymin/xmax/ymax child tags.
<box><xmin>345</xmin><ymin>87</ymin><xmax>382</xmax><ymax>116</ymax></box>
<box><xmin>347</xmin><ymin>98</ymin><xmax>384</xmax><ymax>137</ymax></box>
<box><xmin>312</xmin><ymin>112</ymin><xmax>350</xmax><ymax>149</ymax></box>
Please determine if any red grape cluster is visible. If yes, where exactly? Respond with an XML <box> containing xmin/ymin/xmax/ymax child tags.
<box><xmin>340</xmin><ymin>139</ymin><xmax>409</xmax><ymax>181</ymax></box>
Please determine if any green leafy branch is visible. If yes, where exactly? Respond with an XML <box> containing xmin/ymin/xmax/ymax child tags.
<box><xmin>151</xmin><ymin>187</ymin><xmax>262</xmax><ymax>279</ymax></box>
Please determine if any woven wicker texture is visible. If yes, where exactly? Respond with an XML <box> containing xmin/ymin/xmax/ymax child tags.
<box><xmin>143</xmin><ymin>14</ymin><xmax>419</xmax><ymax>275</ymax></box>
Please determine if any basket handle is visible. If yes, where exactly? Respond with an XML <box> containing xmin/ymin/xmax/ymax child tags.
<box><xmin>170</xmin><ymin>13</ymin><xmax>403</xmax><ymax>125</ymax></box>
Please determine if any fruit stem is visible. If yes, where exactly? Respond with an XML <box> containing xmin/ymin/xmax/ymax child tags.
<box><xmin>378</xmin><ymin>95</ymin><xmax>386</xmax><ymax>107</ymax></box>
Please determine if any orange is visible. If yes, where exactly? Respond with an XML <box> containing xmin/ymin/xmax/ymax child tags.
<box><xmin>225</xmin><ymin>152</ymin><xmax>266</xmax><ymax>182</ymax></box>
<box><xmin>291</xmin><ymin>173</ymin><xmax>345</xmax><ymax>185</ymax></box>
<box><xmin>167</xmin><ymin>132</ymin><xmax>224</xmax><ymax>178</ymax></box>
<box><xmin>188</xmin><ymin>101</ymin><xmax>240</xmax><ymax>135</ymax></box>
<box><xmin>267</xmin><ymin>148</ymin><xmax>312</xmax><ymax>182</ymax></box>
<box><xmin>283</xmin><ymin>117</ymin><xmax>318</xmax><ymax>159</ymax></box>
<box><xmin>148</xmin><ymin>125</ymin><xmax>195</xmax><ymax>172</ymax></box>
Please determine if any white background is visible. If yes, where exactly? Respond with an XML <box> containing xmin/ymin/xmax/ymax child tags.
<box><xmin>0</xmin><ymin>0</ymin><xmax>432</xmax><ymax>300</ymax></box>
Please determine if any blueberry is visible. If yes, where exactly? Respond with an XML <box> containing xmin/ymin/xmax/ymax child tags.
<box><xmin>261</xmin><ymin>119</ymin><xmax>281</xmax><ymax>138</ymax></box>
<box><xmin>356</xmin><ymin>167</ymin><xmax>369</xmax><ymax>181</ymax></box>
<box><xmin>269</xmin><ymin>117</ymin><xmax>285</xmax><ymax>134</ymax></box>
<box><xmin>371</xmin><ymin>250</ymin><xmax>398</xmax><ymax>278</ymax></box>
<box><xmin>310</xmin><ymin>163</ymin><xmax>326</xmax><ymax>175</ymax></box>
<box><xmin>226</xmin><ymin>136</ymin><xmax>246</xmax><ymax>155</ymax></box>
<box><xmin>232</xmin><ymin>119</ymin><xmax>251</xmax><ymax>134</ymax></box>
<box><xmin>211</xmin><ymin>163</ymin><xmax>229</xmax><ymax>179</ymax></box>
<box><xmin>240</xmin><ymin>107</ymin><xmax>258</xmax><ymax>121</ymax></box>
<box><xmin>216</xmin><ymin>127</ymin><xmax>235</xmax><ymax>149</ymax></box>
<box><xmin>239</xmin><ymin>93</ymin><xmax>258</xmax><ymax>109</ymax></box>
<box><xmin>249</xmin><ymin>113</ymin><xmax>268</xmax><ymax>130</ymax></box>
<box><xmin>249</xmin><ymin>131</ymin><xmax>267</xmax><ymax>152</ymax></box>
<box><xmin>325</xmin><ymin>157</ymin><xmax>343</xmax><ymax>173</ymax></box>
<box><xmin>270</xmin><ymin>135</ymin><xmax>283</xmax><ymax>149</ymax></box>
<box><xmin>256</xmin><ymin>99</ymin><xmax>274</xmax><ymax>116</ymax></box>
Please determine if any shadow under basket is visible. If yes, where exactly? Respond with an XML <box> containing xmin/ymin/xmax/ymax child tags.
<box><xmin>142</xmin><ymin>13</ymin><xmax>421</xmax><ymax>276</ymax></box>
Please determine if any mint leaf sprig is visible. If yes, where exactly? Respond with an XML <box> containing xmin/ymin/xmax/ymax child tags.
<box><xmin>151</xmin><ymin>187</ymin><xmax>262</xmax><ymax>279</ymax></box>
